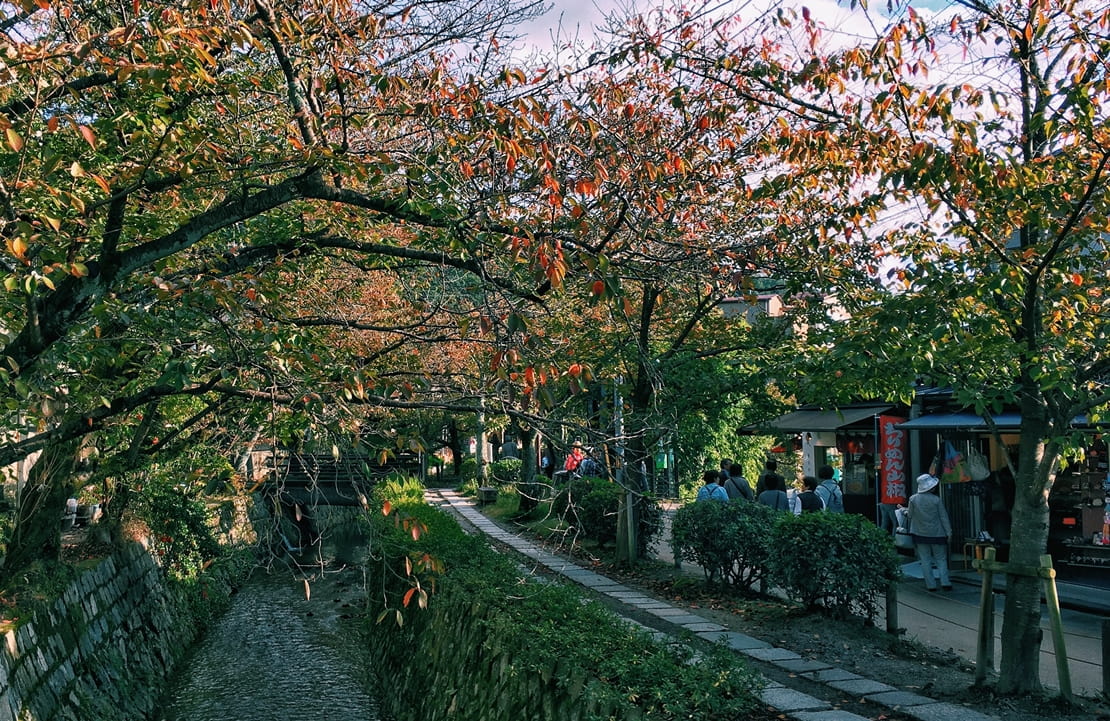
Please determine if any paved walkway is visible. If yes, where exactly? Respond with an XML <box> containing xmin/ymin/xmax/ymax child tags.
<box><xmin>428</xmin><ymin>489</ymin><xmax>1003</xmax><ymax>721</ymax></box>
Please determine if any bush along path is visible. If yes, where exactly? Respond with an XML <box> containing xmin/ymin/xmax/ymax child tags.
<box><xmin>428</xmin><ymin>488</ymin><xmax>1003</xmax><ymax>721</ymax></box>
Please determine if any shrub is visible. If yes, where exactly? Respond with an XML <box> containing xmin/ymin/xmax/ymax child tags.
<box><xmin>487</xmin><ymin>458</ymin><xmax>522</xmax><ymax>486</ymax></box>
<box><xmin>767</xmin><ymin>512</ymin><xmax>902</xmax><ymax>619</ymax></box>
<box><xmin>459</xmin><ymin>457</ymin><xmax>477</xmax><ymax>483</ymax></box>
<box><xmin>376</xmin><ymin>473</ymin><xmax>426</xmax><ymax>504</ymax></box>
<box><xmin>671</xmin><ymin>501</ymin><xmax>777</xmax><ymax>591</ymax></box>
<box><xmin>554</xmin><ymin>476</ymin><xmax>661</xmax><ymax>552</ymax></box>
<box><xmin>131</xmin><ymin>482</ymin><xmax>222</xmax><ymax>579</ymax></box>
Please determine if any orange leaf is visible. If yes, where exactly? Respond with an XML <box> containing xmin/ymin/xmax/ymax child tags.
<box><xmin>1071</xmin><ymin>273</ymin><xmax>1083</xmax><ymax>286</ymax></box>
<box><xmin>78</xmin><ymin>125</ymin><xmax>97</xmax><ymax>149</ymax></box>
<box><xmin>403</xmin><ymin>587</ymin><xmax>416</xmax><ymax>607</ymax></box>
<box><xmin>382</xmin><ymin>500</ymin><xmax>392</xmax><ymax>516</ymax></box>
<box><xmin>591</xmin><ymin>280</ymin><xmax>605</xmax><ymax>296</ymax></box>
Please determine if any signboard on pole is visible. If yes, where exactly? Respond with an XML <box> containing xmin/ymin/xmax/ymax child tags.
<box><xmin>879</xmin><ymin>415</ymin><xmax>908</xmax><ymax>504</ymax></box>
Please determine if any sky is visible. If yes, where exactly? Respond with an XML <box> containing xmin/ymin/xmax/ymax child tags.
<box><xmin>515</xmin><ymin>0</ymin><xmax>957</xmax><ymax>54</ymax></box>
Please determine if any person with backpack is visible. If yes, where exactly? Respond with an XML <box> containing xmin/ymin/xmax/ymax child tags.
<box><xmin>815</xmin><ymin>464</ymin><xmax>844</xmax><ymax>513</ymax></box>
<box><xmin>695</xmin><ymin>470</ymin><xmax>729</xmax><ymax>503</ymax></box>
<box><xmin>721</xmin><ymin>463</ymin><xmax>753</xmax><ymax>501</ymax></box>
<box><xmin>792</xmin><ymin>475</ymin><xmax>825</xmax><ymax>514</ymax></box>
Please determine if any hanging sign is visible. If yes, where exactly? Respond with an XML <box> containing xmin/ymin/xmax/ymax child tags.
<box><xmin>879</xmin><ymin>415</ymin><xmax>908</xmax><ymax>504</ymax></box>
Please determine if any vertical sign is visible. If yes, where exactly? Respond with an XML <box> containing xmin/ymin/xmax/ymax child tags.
<box><xmin>879</xmin><ymin>415</ymin><xmax>908</xmax><ymax>504</ymax></box>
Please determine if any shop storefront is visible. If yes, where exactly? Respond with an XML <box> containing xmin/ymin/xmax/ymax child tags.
<box><xmin>897</xmin><ymin>411</ymin><xmax>1110</xmax><ymax>583</ymax></box>
<box><xmin>748</xmin><ymin>403</ymin><xmax>895</xmax><ymax>521</ymax></box>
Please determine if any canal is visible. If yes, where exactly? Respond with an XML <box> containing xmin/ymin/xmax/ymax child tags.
<box><xmin>156</xmin><ymin>559</ymin><xmax>382</xmax><ymax>721</ymax></box>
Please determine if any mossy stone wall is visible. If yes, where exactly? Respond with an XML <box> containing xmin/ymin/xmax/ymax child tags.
<box><xmin>0</xmin><ymin>543</ymin><xmax>243</xmax><ymax>721</ymax></box>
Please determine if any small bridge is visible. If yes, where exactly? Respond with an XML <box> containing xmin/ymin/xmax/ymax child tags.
<box><xmin>249</xmin><ymin>449</ymin><xmax>425</xmax><ymax>552</ymax></box>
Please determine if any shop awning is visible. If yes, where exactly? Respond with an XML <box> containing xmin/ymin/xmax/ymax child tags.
<box><xmin>754</xmin><ymin>406</ymin><xmax>892</xmax><ymax>433</ymax></box>
<box><xmin>897</xmin><ymin>412</ymin><xmax>1097</xmax><ymax>431</ymax></box>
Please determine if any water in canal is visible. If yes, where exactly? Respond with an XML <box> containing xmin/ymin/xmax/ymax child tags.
<box><xmin>156</xmin><ymin>560</ymin><xmax>382</xmax><ymax>721</ymax></box>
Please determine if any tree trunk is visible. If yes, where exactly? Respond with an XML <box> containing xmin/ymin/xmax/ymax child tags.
<box><xmin>3</xmin><ymin>438</ymin><xmax>79</xmax><ymax>574</ymax></box>
<box><xmin>516</xmin><ymin>424</ymin><xmax>539</xmax><ymax>515</ymax></box>
<box><xmin>996</xmin><ymin>402</ymin><xmax>1055</xmax><ymax>694</ymax></box>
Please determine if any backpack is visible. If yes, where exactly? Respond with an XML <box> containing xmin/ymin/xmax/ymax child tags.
<box><xmin>817</xmin><ymin>481</ymin><xmax>844</xmax><ymax>513</ymax></box>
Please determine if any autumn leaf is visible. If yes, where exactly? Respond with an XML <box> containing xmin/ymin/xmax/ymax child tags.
<box><xmin>78</xmin><ymin>125</ymin><xmax>97</xmax><ymax>149</ymax></box>
<box><xmin>5</xmin><ymin>128</ymin><xmax>23</xmax><ymax>152</ymax></box>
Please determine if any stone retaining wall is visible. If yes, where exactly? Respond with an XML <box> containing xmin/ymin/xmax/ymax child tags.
<box><xmin>0</xmin><ymin>543</ymin><xmax>237</xmax><ymax>721</ymax></box>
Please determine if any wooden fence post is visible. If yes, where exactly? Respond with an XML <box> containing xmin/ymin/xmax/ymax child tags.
<box><xmin>1040</xmin><ymin>554</ymin><xmax>1073</xmax><ymax>702</ymax></box>
<box><xmin>1102</xmin><ymin>618</ymin><xmax>1110</xmax><ymax>699</ymax></box>
<box><xmin>885</xmin><ymin>583</ymin><xmax>899</xmax><ymax>635</ymax></box>
<box><xmin>975</xmin><ymin>547</ymin><xmax>996</xmax><ymax>685</ymax></box>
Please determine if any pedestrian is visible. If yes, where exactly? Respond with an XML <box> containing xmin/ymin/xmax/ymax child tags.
<box><xmin>722</xmin><ymin>463</ymin><xmax>753</xmax><ymax>501</ymax></box>
<box><xmin>815</xmin><ymin>464</ymin><xmax>844</xmax><ymax>513</ymax></box>
<box><xmin>577</xmin><ymin>451</ymin><xmax>602</xmax><ymax>478</ymax></box>
<box><xmin>756</xmin><ymin>472</ymin><xmax>790</xmax><ymax>511</ymax></box>
<box><xmin>564</xmin><ymin>442</ymin><xmax>585</xmax><ymax>473</ymax></box>
<box><xmin>696</xmin><ymin>470</ymin><xmax>729</xmax><ymax>503</ymax></box>
<box><xmin>792</xmin><ymin>475</ymin><xmax>825</xmax><ymax>514</ymax></box>
<box><xmin>718</xmin><ymin>458</ymin><xmax>733</xmax><ymax>483</ymax></box>
<box><xmin>904</xmin><ymin>473</ymin><xmax>953</xmax><ymax>592</ymax></box>
<box><xmin>755</xmin><ymin>459</ymin><xmax>785</xmax><ymax>496</ymax></box>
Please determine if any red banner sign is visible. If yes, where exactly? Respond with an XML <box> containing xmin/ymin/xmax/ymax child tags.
<box><xmin>879</xmin><ymin>415</ymin><xmax>908</xmax><ymax>504</ymax></box>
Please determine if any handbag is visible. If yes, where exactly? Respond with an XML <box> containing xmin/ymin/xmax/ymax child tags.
<box><xmin>966</xmin><ymin>447</ymin><xmax>990</xmax><ymax>481</ymax></box>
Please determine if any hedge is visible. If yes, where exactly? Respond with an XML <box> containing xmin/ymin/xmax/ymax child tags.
<box><xmin>362</xmin><ymin>477</ymin><xmax>762</xmax><ymax>721</ymax></box>
<box><xmin>671</xmin><ymin>501</ymin><xmax>902</xmax><ymax>619</ymax></box>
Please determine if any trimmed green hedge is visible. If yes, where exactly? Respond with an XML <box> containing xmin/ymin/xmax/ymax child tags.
<box><xmin>671</xmin><ymin>502</ymin><xmax>902</xmax><ymax>619</ymax></box>
<box><xmin>671</xmin><ymin>500</ymin><xmax>776</xmax><ymax>591</ymax></box>
<box><xmin>364</xmin><ymin>478</ymin><xmax>762</xmax><ymax>721</ymax></box>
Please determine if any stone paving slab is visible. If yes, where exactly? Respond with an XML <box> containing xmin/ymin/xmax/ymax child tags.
<box><xmin>901</xmin><ymin>702</ymin><xmax>1001</xmax><ymax>721</ymax></box>
<box><xmin>680</xmin><ymin>622</ymin><xmax>727</xmax><ymax>633</ymax></box>
<box><xmin>696</xmin><ymin>631</ymin><xmax>771</xmax><ymax>650</ymax></box>
<box><xmin>607</xmin><ymin>591</ymin><xmax>653</xmax><ymax>600</ymax></box>
<box><xmin>772</xmin><ymin>657</ymin><xmax>833</xmax><ymax>674</ymax></box>
<box><xmin>793</xmin><ymin>711</ymin><xmax>872</xmax><ymax>721</ymax></box>
<box><xmin>802</xmin><ymin>668</ymin><xmax>862</xmax><ymax>683</ymax></box>
<box><xmin>646</xmin><ymin>606</ymin><xmax>695</xmax><ymax>616</ymax></box>
<box><xmin>758</xmin><ymin>687</ymin><xmax>828</xmax><ymax>712</ymax></box>
<box><xmin>648</xmin><ymin>613</ymin><xmax>706</xmax><ymax>625</ymax></box>
<box><xmin>741</xmin><ymin>647</ymin><xmax>802</xmax><ymax>662</ymax></box>
<box><xmin>827</xmin><ymin>678</ymin><xmax>897</xmax><ymax>695</ymax></box>
<box><xmin>864</xmin><ymin>690</ymin><xmax>936</xmax><ymax>708</ymax></box>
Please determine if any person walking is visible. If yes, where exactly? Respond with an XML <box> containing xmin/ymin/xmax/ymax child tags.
<box><xmin>905</xmin><ymin>473</ymin><xmax>953</xmax><ymax>592</ymax></box>
<box><xmin>755</xmin><ymin>459</ymin><xmax>785</xmax><ymax>496</ymax></box>
<box><xmin>815</xmin><ymin>464</ymin><xmax>844</xmax><ymax>513</ymax></box>
<box><xmin>722</xmin><ymin>463</ymin><xmax>753</xmax><ymax>501</ymax></box>
<box><xmin>792</xmin><ymin>475</ymin><xmax>825</xmax><ymax>514</ymax></box>
<box><xmin>696</xmin><ymin>470</ymin><xmax>729</xmax><ymax>503</ymax></box>
<box><xmin>756</xmin><ymin>472</ymin><xmax>790</xmax><ymax>511</ymax></box>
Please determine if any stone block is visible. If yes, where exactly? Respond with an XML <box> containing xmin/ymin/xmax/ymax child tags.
<box><xmin>864</xmin><ymin>690</ymin><xmax>937</xmax><ymax>708</ymax></box>
<box><xmin>772</xmin><ymin>657</ymin><xmax>833</xmax><ymax>674</ymax></box>
<box><xmin>742</xmin><ymin>646</ymin><xmax>802</xmax><ymax>662</ymax></box>
<box><xmin>794</xmin><ymin>711</ymin><xmax>872</xmax><ymax>721</ymax></box>
<box><xmin>828</xmin><ymin>678</ymin><xmax>898</xmax><ymax>695</ymax></box>
<box><xmin>759</xmin><ymin>686</ymin><xmax>829</xmax><ymax>712</ymax></box>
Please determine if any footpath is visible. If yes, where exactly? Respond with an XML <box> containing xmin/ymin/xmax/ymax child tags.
<box><xmin>428</xmin><ymin>488</ymin><xmax>1003</xmax><ymax>721</ymax></box>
